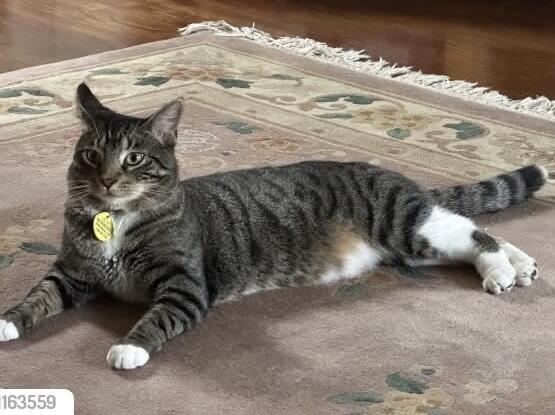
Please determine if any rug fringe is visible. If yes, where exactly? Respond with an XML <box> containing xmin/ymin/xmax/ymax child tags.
<box><xmin>179</xmin><ymin>20</ymin><xmax>555</xmax><ymax>121</ymax></box>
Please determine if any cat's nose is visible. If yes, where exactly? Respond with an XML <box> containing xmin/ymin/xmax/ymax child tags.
<box><xmin>100</xmin><ymin>178</ymin><xmax>117</xmax><ymax>189</ymax></box>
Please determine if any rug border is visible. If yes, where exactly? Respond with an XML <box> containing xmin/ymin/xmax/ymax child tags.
<box><xmin>1</xmin><ymin>32</ymin><xmax>553</xmax><ymax>137</ymax></box>
<box><xmin>0</xmin><ymin>37</ymin><xmax>199</xmax><ymax>86</ymax></box>
<box><xmin>180</xmin><ymin>21</ymin><xmax>555</xmax><ymax>122</ymax></box>
<box><xmin>200</xmin><ymin>38</ymin><xmax>555</xmax><ymax>137</ymax></box>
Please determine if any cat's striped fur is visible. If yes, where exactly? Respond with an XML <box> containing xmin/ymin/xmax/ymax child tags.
<box><xmin>1</xmin><ymin>83</ymin><xmax>548</xmax><ymax>369</ymax></box>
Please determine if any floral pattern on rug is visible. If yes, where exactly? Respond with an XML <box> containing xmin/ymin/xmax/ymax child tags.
<box><xmin>327</xmin><ymin>365</ymin><xmax>521</xmax><ymax>414</ymax></box>
<box><xmin>463</xmin><ymin>379</ymin><xmax>518</xmax><ymax>405</ymax></box>
<box><xmin>327</xmin><ymin>366</ymin><xmax>450</xmax><ymax>414</ymax></box>
<box><xmin>0</xmin><ymin>217</ymin><xmax>58</xmax><ymax>271</ymax></box>
<box><xmin>1</xmin><ymin>45</ymin><xmax>553</xmax><ymax>198</ymax></box>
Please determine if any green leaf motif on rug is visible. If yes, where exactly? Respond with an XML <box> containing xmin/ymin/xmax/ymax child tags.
<box><xmin>0</xmin><ymin>254</ymin><xmax>13</xmax><ymax>270</ymax></box>
<box><xmin>386</xmin><ymin>372</ymin><xmax>428</xmax><ymax>394</ymax></box>
<box><xmin>135</xmin><ymin>76</ymin><xmax>170</xmax><ymax>87</ymax></box>
<box><xmin>316</xmin><ymin>112</ymin><xmax>354</xmax><ymax>119</ymax></box>
<box><xmin>19</xmin><ymin>242</ymin><xmax>59</xmax><ymax>255</ymax></box>
<box><xmin>313</xmin><ymin>93</ymin><xmax>378</xmax><ymax>105</ymax></box>
<box><xmin>396</xmin><ymin>266</ymin><xmax>435</xmax><ymax>280</ymax></box>
<box><xmin>386</xmin><ymin>127</ymin><xmax>411</xmax><ymax>140</ymax></box>
<box><xmin>268</xmin><ymin>74</ymin><xmax>298</xmax><ymax>80</ymax></box>
<box><xmin>267</xmin><ymin>74</ymin><xmax>303</xmax><ymax>86</ymax></box>
<box><xmin>334</xmin><ymin>281</ymin><xmax>364</xmax><ymax>297</ymax></box>
<box><xmin>443</xmin><ymin>121</ymin><xmax>485</xmax><ymax>139</ymax></box>
<box><xmin>8</xmin><ymin>107</ymin><xmax>49</xmax><ymax>114</ymax></box>
<box><xmin>0</xmin><ymin>90</ymin><xmax>21</xmax><ymax>98</ymax></box>
<box><xmin>216</xmin><ymin>78</ymin><xmax>253</xmax><ymax>89</ymax></box>
<box><xmin>214</xmin><ymin>121</ymin><xmax>260</xmax><ymax>134</ymax></box>
<box><xmin>91</xmin><ymin>68</ymin><xmax>126</xmax><ymax>75</ymax></box>
<box><xmin>328</xmin><ymin>392</ymin><xmax>384</xmax><ymax>406</ymax></box>
<box><xmin>0</xmin><ymin>88</ymin><xmax>55</xmax><ymax>99</ymax></box>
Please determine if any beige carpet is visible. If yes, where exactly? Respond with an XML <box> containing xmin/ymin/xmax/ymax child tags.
<box><xmin>0</xmin><ymin>32</ymin><xmax>554</xmax><ymax>415</ymax></box>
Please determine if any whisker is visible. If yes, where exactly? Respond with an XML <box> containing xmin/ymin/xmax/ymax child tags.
<box><xmin>69</xmin><ymin>193</ymin><xmax>91</xmax><ymax>204</ymax></box>
<box><xmin>67</xmin><ymin>186</ymin><xmax>89</xmax><ymax>192</ymax></box>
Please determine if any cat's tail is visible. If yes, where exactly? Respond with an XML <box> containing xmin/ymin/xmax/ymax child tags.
<box><xmin>427</xmin><ymin>165</ymin><xmax>549</xmax><ymax>217</ymax></box>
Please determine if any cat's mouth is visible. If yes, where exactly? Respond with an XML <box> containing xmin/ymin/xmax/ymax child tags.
<box><xmin>95</xmin><ymin>188</ymin><xmax>145</xmax><ymax>207</ymax></box>
<box><xmin>98</xmin><ymin>192</ymin><xmax>134</xmax><ymax>202</ymax></box>
<box><xmin>96</xmin><ymin>183</ymin><xmax>134</xmax><ymax>200</ymax></box>
<box><xmin>72</xmin><ymin>180</ymin><xmax>149</xmax><ymax>208</ymax></box>
<box><xmin>96</xmin><ymin>187</ymin><xmax>122</xmax><ymax>199</ymax></box>
<box><xmin>99</xmin><ymin>191</ymin><xmax>119</xmax><ymax>199</ymax></box>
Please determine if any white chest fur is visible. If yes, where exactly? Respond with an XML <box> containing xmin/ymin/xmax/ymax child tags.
<box><xmin>95</xmin><ymin>211</ymin><xmax>148</xmax><ymax>303</ymax></box>
<box><xmin>98</xmin><ymin>211</ymin><xmax>138</xmax><ymax>259</ymax></box>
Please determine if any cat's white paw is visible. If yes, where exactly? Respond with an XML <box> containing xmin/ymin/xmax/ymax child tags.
<box><xmin>500</xmin><ymin>242</ymin><xmax>538</xmax><ymax>287</ymax></box>
<box><xmin>0</xmin><ymin>319</ymin><xmax>19</xmax><ymax>342</ymax></box>
<box><xmin>482</xmin><ymin>268</ymin><xmax>515</xmax><ymax>294</ymax></box>
<box><xmin>476</xmin><ymin>251</ymin><xmax>516</xmax><ymax>294</ymax></box>
<box><xmin>106</xmin><ymin>344</ymin><xmax>149</xmax><ymax>370</ymax></box>
<box><xmin>513</xmin><ymin>261</ymin><xmax>538</xmax><ymax>287</ymax></box>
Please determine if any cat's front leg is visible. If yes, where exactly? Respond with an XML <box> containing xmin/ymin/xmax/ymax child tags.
<box><xmin>1</xmin><ymin>264</ymin><xmax>97</xmax><ymax>341</ymax></box>
<box><xmin>107</xmin><ymin>271</ymin><xmax>209</xmax><ymax>370</ymax></box>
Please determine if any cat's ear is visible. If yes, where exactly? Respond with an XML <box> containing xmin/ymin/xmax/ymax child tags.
<box><xmin>76</xmin><ymin>83</ymin><xmax>103</xmax><ymax>128</ymax></box>
<box><xmin>144</xmin><ymin>99</ymin><xmax>183</xmax><ymax>147</ymax></box>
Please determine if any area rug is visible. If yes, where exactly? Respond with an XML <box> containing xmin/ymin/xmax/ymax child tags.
<box><xmin>0</xmin><ymin>25</ymin><xmax>554</xmax><ymax>415</ymax></box>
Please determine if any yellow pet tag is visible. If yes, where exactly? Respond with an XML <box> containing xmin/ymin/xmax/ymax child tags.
<box><xmin>93</xmin><ymin>212</ymin><xmax>113</xmax><ymax>241</ymax></box>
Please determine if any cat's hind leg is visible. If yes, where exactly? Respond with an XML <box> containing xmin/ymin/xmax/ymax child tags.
<box><xmin>416</xmin><ymin>206</ymin><xmax>537</xmax><ymax>294</ymax></box>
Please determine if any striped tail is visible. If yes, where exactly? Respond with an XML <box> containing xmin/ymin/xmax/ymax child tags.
<box><xmin>428</xmin><ymin>165</ymin><xmax>548</xmax><ymax>217</ymax></box>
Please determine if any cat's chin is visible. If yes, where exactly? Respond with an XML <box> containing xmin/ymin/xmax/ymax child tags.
<box><xmin>93</xmin><ymin>193</ymin><xmax>139</xmax><ymax>211</ymax></box>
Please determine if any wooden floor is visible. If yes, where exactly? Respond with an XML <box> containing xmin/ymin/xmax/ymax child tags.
<box><xmin>1</xmin><ymin>0</ymin><xmax>554</xmax><ymax>99</ymax></box>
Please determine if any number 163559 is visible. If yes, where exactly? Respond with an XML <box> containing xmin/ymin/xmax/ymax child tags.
<box><xmin>0</xmin><ymin>390</ymin><xmax>73</xmax><ymax>414</ymax></box>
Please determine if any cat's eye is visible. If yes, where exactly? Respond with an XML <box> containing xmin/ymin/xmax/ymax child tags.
<box><xmin>83</xmin><ymin>149</ymin><xmax>101</xmax><ymax>165</ymax></box>
<box><xmin>125</xmin><ymin>152</ymin><xmax>145</xmax><ymax>166</ymax></box>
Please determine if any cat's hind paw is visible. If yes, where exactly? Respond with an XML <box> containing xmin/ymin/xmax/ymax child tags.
<box><xmin>476</xmin><ymin>250</ymin><xmax>516</xmax><ymax>295</ymax></box>
<box><xmin>499</xmin><ymin>242</ymin><xmax>538</xmax><ymax>287</ymax></box>
<box><xmin>106</xmin><ymin>344</ymin><xmax>149</xmax><ymax>370</ymax></box>
<box><xmin>0</xmin><ymin>319</ymin><xmax>19</xmax><ymax>342</ymax></box>
<box><xmin>482</xmin><ymin>268</ymin><xmax>515</xmax><ymax>294</ymax></box>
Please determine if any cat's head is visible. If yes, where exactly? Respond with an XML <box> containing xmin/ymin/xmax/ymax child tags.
<box><xmin>68</xmin><ymin>83</ymin><xmax>182</xmax><ymax>210</ymax></box>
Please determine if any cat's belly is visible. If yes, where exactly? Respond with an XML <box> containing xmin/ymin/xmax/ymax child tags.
<box><xmin>214</xmin><ymin>235</ymin><xmax>382</xmax><ymax>304</ymax></box>
<box><xmin>319</xmin><ymin>239</ymin><xmax>381</xmax><ymax>284</ymax></box>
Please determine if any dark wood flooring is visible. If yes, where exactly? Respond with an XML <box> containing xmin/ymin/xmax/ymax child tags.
<box><xmin>1</xmin><ymin>0</ymin><xmax>554</xmax><ymax>99</ymax></box>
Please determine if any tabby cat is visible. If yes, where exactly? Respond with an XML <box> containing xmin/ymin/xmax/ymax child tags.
<box><xmin>0</xmin><ymin>84</ymin><xmax>547</xmax><ymax>369</ymax></box>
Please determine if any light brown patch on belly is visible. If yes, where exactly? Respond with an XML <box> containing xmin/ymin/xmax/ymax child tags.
<box><xmin>310</xmin><ymin>223</ymin><xmax>379</xmax><ymax>284</ymax></box>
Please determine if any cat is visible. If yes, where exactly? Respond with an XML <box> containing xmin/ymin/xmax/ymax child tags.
<box><xmin>0</xmin><ymin>83</ymin><xmax>547</xmax><ymax>370</ymax></box>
